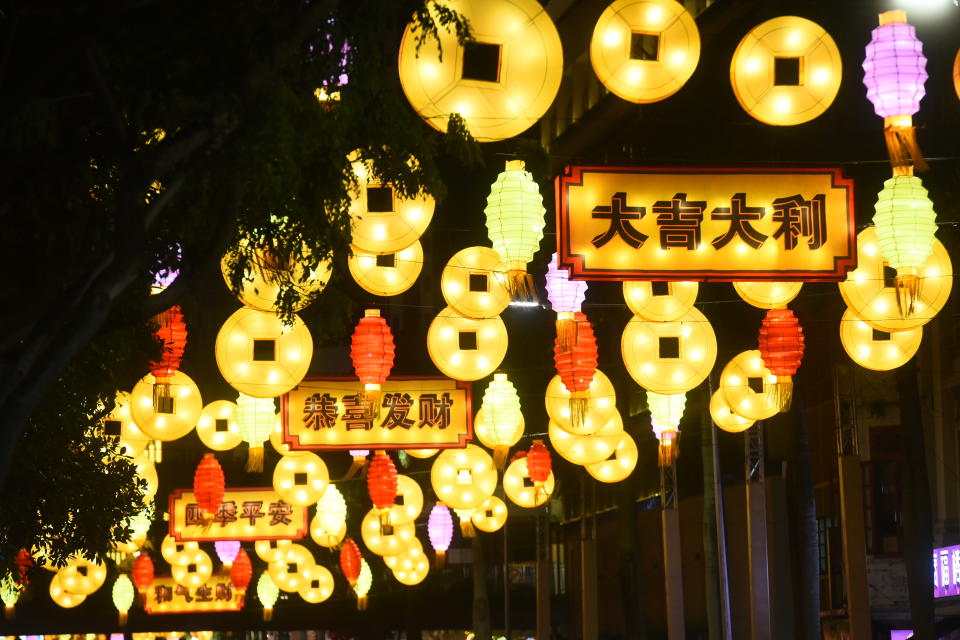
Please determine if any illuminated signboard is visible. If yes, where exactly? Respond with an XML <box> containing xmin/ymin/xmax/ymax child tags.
<box><xmin>934</xmin><ymin>544</ymin><xmax>960</xmax><ymax>598</ymax></box>
<box><xmin>555</xmin><ymin>166</ymin><xmax>855</xmax><ymax>281</ymax></box>
<box><xmin>144</xmin><ymin>575</ymin><xmax>242</xmax><ymax>614</ymax></box>
<box><xmin>169</xmin><ymin>487</ymin><xmax>308</xmax><ymax>542</ymax></box>
<box><xmin>281</xmin><ymin>377</ymin><xmax>472</xmax><ymax>450</ymax></box>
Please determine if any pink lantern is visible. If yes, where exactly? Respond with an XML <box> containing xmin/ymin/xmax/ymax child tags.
<box><xmin>215</xmin><ymin>541</ymin><xmax>241</xmax><ymax>568</ymax></box>
<box><xmin>427</xmin><ymin>503</ymin><xmax>454</xmax><ymax>568</ymax></box>
<box><xmin>545</xmin><ymin>253</ymin><xmax>588</xmax><ymax>353</ymax></box>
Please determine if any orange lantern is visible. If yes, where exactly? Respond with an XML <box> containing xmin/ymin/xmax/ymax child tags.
<box><xmin>526</xmin><ymin>440</ymin><xmax>552</xmax><ymax>490</ymax></box>
<box><xmin>553</xmin><ymin>312</ymin><xmax>598</xmax><ymax>430</ymax></box>
<box><xmin>193</xmin><ymin>453</ymin><xmax>225</xmax><ymax>523</ymax></box>
<box><xmin>351</xmin><ymin>309</ymin><xmax>395</xmax><ymax>415</ymax></box>
<box><xmin>149</xmin><ymin>305</ymin><xmax>187</xmax><ymax>407</ymax></box>
<box><xmin>340</xmin><ymin>538</ymin><xmax>362</xmax><ymax>587</ymax></box>
<box><xmin>131</xmin><ymin>554</ymin><xmax>154</xmax><ymax>606</ymax></box>
<box><xmin>757</xmin><ymin>308</ymin><xmax>805</xmax><ymax>411</ymax></box>
<box><xmin>230</xmin><ymin>548</ymin><xmax>252</xmax><ymax>599</ymax></box>
<box><xmin>367</xmin><ymin>451</ymin><xmax>398</xmax><ymax>528</ymax></box>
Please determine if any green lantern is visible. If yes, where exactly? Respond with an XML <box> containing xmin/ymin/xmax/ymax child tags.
<box><xmin>236</xmin><ymin>394</ymin><xmax>275</xmax><ymax>472</ymax></box>
<box><xmin>0</xmin><ymin>574</ymin><xmax>22</xmax><ymax>620</ymax></box>
<box><xmin>873</xmin><ymin>175</ymin><xmax>937</xmax><ymax>315</ymax></box>
<box><xmin>484</xmin><ymin>160</ymin><xmax>545</xmax><ymax>300</ymax></box>
<box><xmin>478</xmin><ymin>373</ymin><xmax>523</xmax><ymax>469</ymax></box>
<box><xmin>646</xmin><ymin>391</ymin><xmax>687</xmax><ymax>468</ymax></box>
<box><xmin>354</xmin><ymin>558</ymin><xmax>372</xmax><ymax>611</ymax></box>
<box><xmin>112</xmin><ymin>574</ymin><xmax>134</xmax><ymax>626</ymax></box>
<box><xmin>257</xmin><ymin>572</ymin><xmax>279</xmax><ymax>621</ymax></box>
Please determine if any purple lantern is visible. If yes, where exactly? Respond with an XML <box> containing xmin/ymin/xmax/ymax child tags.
<box><xmin>214</xmin><ymin>540</ymin><xmax>241</xmax><ymax>567</ymax></box>
<box><xmin>863</xmin><ymin>14</ymin><xmax>927</xmax><ymax>118</ymax></box>
<box><xmin>427</xmin><ymin>503</ymin><xmax>454</xmax><ymax>567</ymax></box>
<box><xmin>544</xmin><ymin>253</ymin><xmax>587</xmax><ymax>313</ymax></box>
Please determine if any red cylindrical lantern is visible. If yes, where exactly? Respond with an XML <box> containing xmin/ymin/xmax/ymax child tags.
<box><xmin>553</xmin><ymin>312</ymin><xmax>597</xmax><ymax>429</ymax></box>
<box><xmin>230</xmin><ymin>548</ymin><xmax>252</xmax><ymax>597</ymax></box>
<box><xmin>149</xmin><ymin>305</ymin><xmax>187</xmax><ymax>409</ymax></box>
<box><xmin>340</xmin><ymin>538</ymin><xmax>362</xmax><ymax>587</ymax></box>
<box><xmin>758</xmin><ymin>308</ymin><xmax>805</xmax><ymax>411</ymax></box>
<box><xmin>527</xmin><ymin>440</ymin><xmax>552</xmax><ymax>488</ymax></box>
<box><xmin>132</xmin><ymin>553</ymin><xmax>154</xmax><ymax>606</ymax></box>
<box><xmin>367</xmin><ymin>450</ymin><xmax>398</xmax><ymax>528</ymax></box>
<box><xmin>193</xmin><ymin>453</ymin><xmax>226</xmax><ymax>522</ymax></box>
<box><xmin>350</xmin><ymin>309</ymin><xmax>395</xmax><ymax>415</ymax></box>
<box><xmin>14</xmin><ymin>549</ymin><xmax>31</xmax><ymax>586</ymax></box>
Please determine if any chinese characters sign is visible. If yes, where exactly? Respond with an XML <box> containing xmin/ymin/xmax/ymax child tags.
<box><xmin>555</xmin><ymin>166</ymin><xmax>855</xmax><ymax>281</ymax></box>
<box><xmin>281</xmin><ymin>377</ymin><xmax>472</xmax><ymax>450</ymax></box>
<box><xmin>169</xmin><ymin>488</ymin><xmax>307</xmax><ymax>542</ymax></box>
<box><xmin>144</xmin><ymin>575</ymin><xmax>242</xmax><ymax>614</ymax></box>
<box><xmin>934</xmin><ymin>545</ymin><xmax>960</xmax><ymax>598</ymax></box>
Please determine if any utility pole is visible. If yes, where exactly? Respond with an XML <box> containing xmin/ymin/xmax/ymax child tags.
<box><xmin>536</xmin><ymin>509</ymin><xmax>552</xmax><ymax>639</ymax></box>
<box><xmin>746</xmin><ymin>422</ymin><xmax>772</xmax><ymax>640</ymax></box>
<box><xmin>581</xmin><ymin>479</ymin><xmax>598</xmax><ymax>640</ymax></box>
<box><xmin>660</xmin><ymin>461</ymin><xmax>685</xmax><ymax>639</ymax></box>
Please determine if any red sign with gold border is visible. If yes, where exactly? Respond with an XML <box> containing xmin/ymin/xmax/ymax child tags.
<box><xmin>168</xmin><ymin>487</ymin><xmax>308</xmax><ymax>542</ymax></box>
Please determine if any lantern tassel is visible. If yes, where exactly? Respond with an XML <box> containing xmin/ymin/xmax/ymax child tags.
<box><xmin>360</xmin><ymin>385</ymin><xmax>382</xmax><ymax>419</ymax></box>
<box><xmin>357</xmin><ymin>595</ymin><xmax>368</xmax><ymax>611</ymax></box>
<box><xmin>118</xmin><ymin>611</ymin><xmax>128</xmax><ymax>627</ymax></box>
<box><xmin>137</xmin><ymin>591</ymin><xmax>147</xmax><ymax>608</ymax></box>
<box><xmin>657</xmin><ymin>431</ymin><xmax>680</xmax><ymax>467</ymax></box>
<box><xmin>555</xmin><ymin>313</ymin><xmax>578</xmax><ymax>354</ymax></box>
<box><xmin>263</xmin><ymin>606</ymin><xmax>273</xmax><ymax>622</ymax></box>
<box><xmin>493</xmin><ymin>445</ymin><xmax>510</xmax><ymax>471</ymax></box>
<box><xmin>344</xmin><ymin>456</ymin><xmax>368</xmax><ymax>480</ymax></box>
<box><xmin>245</xmin><ymin>445</ymin><xmax>264</xmax><ymax>473</ymax></box>
<box><xmin>504</xmin><ymin>270</ymin><xmax>539</xmax><ymax>303</ymax></box>
<box><xmin>4</xmin><ymin>605</ymin><xmax>14</xmax><ymax>621</ymax></box>
<box><xmin>894</xmin><ymin>270</ymin><xmax>921</xmax><ymax>317</ymax></box>
<box><xmin>884</xmin><ymin>116</ymin><xmax>928</xmax><ymax>174</ymax></box>
<box><xmin>569</xmin><ymin>391</ymin><xmax>589</xmax><ymax>431</ymax></box>
<box><xmin>434</xmin><ymin>550</ymin><xmax>447</xmax><ymax>568</ymax></box>
<box><xmin>771</xmin><ymin>377</ymin><xmax>794</xmax><ymax>413</ymax></box>
<box><xmin>460</xmin><ymin>519</ymin><xmax>476</xmax><ymax>538</ymax></box>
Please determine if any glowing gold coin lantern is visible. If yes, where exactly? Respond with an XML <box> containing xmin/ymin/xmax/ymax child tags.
<box><xmin>730</xmin><ymin>16</ymin><xmax>842</xmax><ymax>126</ymax></box>
<box><xmin>590</xmin><ymin>0</ymin><xmax>700</xmax><ymax>103</ymax></box>
<box><xmin>196</xmin><ymin>400</ymin><xmax>243</xmax><ymax>451</ymax></box>
<box><xmin>348</xmin><ymin>241</ymin><xmax>424</xmax><ymax>297</ymax></box>
<box><xmin>623</xmin><ymin>281</ymin><xmax>698</xmax><ymax>321</ymax></box>
<box><xmin>298</xmin><ymin>564</ymin><xmax>334</xmax><ymax>604</ymax></box>
<box><xmin>585</xmin><ymin>432</ymin><xmax>638</xmax><ymax>483</ymax></box>
<box><xmin>733</xmin><ymin>281</ymin><xmax>802</xmax><ymax>309</ymax></box>
<box><xmin>113</xmin><ymin>504</ymin><xmax>154</xmax><ymax>553</ymax></box>
<box><xmin>58</xmin><ymin>556</ymin><xmax>107</xmax><ymax>595</ymax></box>
<box><xmin>361</xmin><ymin>509</ymin><xmax>417</xmax><ymax>557</ymax></box>
<box><xmin>220</xmin><ymin>247</ymin><xmax>331</xmax><ymax>313</ymax></box>
<box><xmin>389</xmin><ymin>475</ymin><xmax>424</xmax><ymax>526</ymax></box>
<box><xmin>268</xmin><ymin>544</ymin><xmax>315</xmax><ymax>593</ymax></box>
<box><xmin>549</xmin><ymin>410</ymin><xmax>625</xmax><ymax>465</ymax></box>
<box><xmin>839</xmin><ymin>227</ymin><xmax>952</xmax><ymax>332</ymax></box>
<box><xmin>503</xmin><ymin>455</ymin><xmax>554</xmax><ymax>508</ymax></box>
<box><xmin>709</xmin><ymin>390</ymin><xmax>754</xmax><ymax>434</ymax></box>
<box><xmin>398</xmin><ymin>0</ymin><xmax>563</xmax><ymax>142</ymax></box>
<box><xmin>392</xmin><ymin>550</ymin><xmax>430</xmax><ymax>586</ymax></box>
<box><xmin>430</xmin><ymin>444</ymin><xmax>498</xmax><ymax>510</ymax></box>
<box><xmin>441</xmin><ymin>246</ymin><xmax>510</xmax><ymax>319</ymax></box>
<box><xmin>471</xmin><ymin>495</ymin><xmax>508</xmax><ymax>533</ymax></box>
<box><xmin>49</xmin><ymin>574</ymin><xmax>86</xmax><ymax>608</ymax></box>
<box><xmin>133</xmin><ymin>454</ymin><xmax>159</xmax><ymax>500</ymax></box>
<box><xmin>348</xmin><ymin>153</ymin><xmax>435</xmax><ymax>255</ymax></box>
<box><xmin>255</xmin><ymin>539</ymin><xmax>292</xmax><ymax>564</ymax></box>
<box><xmin>544</xmin><ymin>369</ymin><xmax>617</xmax><ymax>436</ymax></box>
<box><xmin>718</xmin><ymin>350</ymin><xmax>780</xmax><ymax>421</ymax></box>
<box><xmin>406</xmin><ymin>448</ymin><xmax>439</xmax><ymax>459</ymax></box>
<box><xmin>130</xmin><ymin>370</ymin><xmax>202</xmax><ymax>441</ymax></box>
<box><xmin>839</xmin><ymin>308</ymin><xmax>922</xmax><ymax>371</ymax></box>
<box><xmin>427</xmin><ymin>307</ymin><xmax>508</xmax><ymax>381</ymax></box>
<box><xmin>621</xmin><ymin>306</ymin><xmax>717</xmax><ymax>394</ymax></box>
<box><xmin>272</xmin><ymin>452</ymin><xmax>330</xmax><ymax>507</ymax></box>
<box><xmin>269</xmin><ymin>413</ymin><xmax>308</xmax><ymax>457</ymax></box>
<box><xmin>161</xmin><ymin>535</ymin><xmax>200</xmax><ymax>566</ymax></box>
<box><xmin>215</xmin><ymin>307</ymin><xmax>312</xmax><ymax>398</ymax></box>
<box><xmin>171</xmin><ymin>548</ymin><xmax>213</xmax><ymax>589</ymax></box>
<box><xmin>103</xmin><ymin>392</ymin><xmax>150</xmax><ymax>458</ymax></box>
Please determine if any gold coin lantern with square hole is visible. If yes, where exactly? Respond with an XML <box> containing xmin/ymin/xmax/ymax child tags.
<box><xmin>621</xmin><ymin>307</ymin><xmax>717</xmax><ymax>394</ymax></box>
<box><xmin>103</xmin><ymin>392</ymin><xmax>150</xmax><ymax>458</ymax></box>
<box><xmin>49</xmin><ymin>574</ymin><xmax>86</xmax><ymax>608</ymax></box>
<box><xmin>471</xmin><ymin>495</ymin><xmax>508</xmax><ymax>533</ymax></box>
<box><xmin>130</xmin><ymin>370</ymin><xmax>202</xmax><ymax>441</ymax></box>
<box><xmin>719</xmin><ymin>350</ymin><xmax>780</xmax><ymax>421</ymax></box>
<box><xmin>272</xmin><ymin>452</ymin><xmax>329</xmax><ymax>507</ymax></box>
<box><xmin>196</xmin><ymin>400</ymin><xmax>243</xmax><ymax>451</ymax></box>
<box><xmin>733</xmin><ymin>281</ymin><xmax>803</xmax><ymax>309</ymax></box>
<box><xmin>219</xmin><ymin>247</ymin><xmax>332</xmax><ymax>313</ymax></box>
<box><xmin>389</xmin><ymin>475</ymin><xmax>424</xmax><ymax>526</ymax></box>
<box><xmin>549</xmin><ymin>409</ymin><xmax>625</xmax><ymax>465</ymax></box>
<box><xmin>384</xmin><ymin>537</ymin><xmax>424</xmax><ymax>571</ymax></box>
<box><xmin>171</xmin><ymin>548</ymin><xmax>213</xmax><ymax>589</ymax></box>
<box><xmin>133</xmin><ymin>453</ymin><xmax>158</xmax><ymax>500</ymax></box>
<box><xmin>709</xmin><ymin>390</ymin><xmax>755</xmax><ymax>433</ymax></box>
<box><xmin>298</xmin><ymin>564</ymin><xmax>334</xmax><ymax>604</ymax></box>
<box><xmin>397</xmin><ymin>0</ymin><xmax>563</xmax><ymax>142</ymax></box>
<box><xmin>427</xmin><ymin>307</ymin><xmax>508</xmax><ymax>381</ymax></box>
<box><xmin>622</xmin><ymin>281</ymin><xmax>698</xmax><ymax>322</ymax></box>
<box><xmin>255</xmin><ymin>539</ymin><xmax>292</xmax><ymax>564</ymax></box>
<box><xmin>544</xmin><ymin>369</ymin><xmax>617</xmax><ymax>435</ymax></box>
<box><xmin>392</xmin><ymin>547</ymin><xmax>430</xmax><ymax>586</ymax></box>
<box><xmin>348</xmin><ymin>241</ymin><xmax>424</xmax><ymax>297</ymax></box>
<box><xmin>348</xmin><ymin>153</ymin><xmax>434</xmax><ymax>255</ymax></box>
<box><xmin>215</xmin><ymin>307</ymin><xmax>312</xmax><ymax>398</ymax></box>
<box><xmin>161</xmin><ymin>535</ymin><xmax>200</xmax><ymax>566</ymax></box>
<box><xmin>406</xmin><ymin>448</ymin><xmax>439</xmax><ymax>459</ymax></box>
<box><xmin>268</xmin><ymin>543</ymin><xmax>315</xmax><ymax>593</ymax></box>
<box><xmin>839</xmin><ymin>227</ymin><xmax>952</xmax><ymax>332</ymax></box>
<box><xmin>584</xmin><ymin>432</ymin><xmax>638</xmax><ymax>483</ymax></box>
<box><xmin>839</xmin><ymin>308</ymin><xmax>922</xmax><ymax>371</ymax></box>
<box><xmin>270</xmin><ymin>413</ymin><xmax>308</xmax><ymax>457</ymax></box>
<box><xmin>503</xmin><ymin>456</ymin><xmax>554</xmax><ymax>508</ymax></box>
<box><xmin>430</xmin><ymin>445</ymin><xmax>498</xmax><ymax>510</ymax></box>
<box><xmin>57</xmin><ymin>556</ymin><xmax>107</xmax><ymax>595</ymax></box>
<box><xmin>361</xmin><ymin>509</ymin><xmax>417</xmax><ymax>557</ymax></box>
<box><xmin>590</xmin><ymin>0</ymin><xmax>701</xmax><ymax>104</ymax></box>
<box><xmin>441</xmin><ymin>246</ymin><xmax>511</xmax><ymax>319</ymax></box>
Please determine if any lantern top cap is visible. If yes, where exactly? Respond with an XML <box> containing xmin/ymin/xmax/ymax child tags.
<box><xmin>504</xmin><ymin>159</ymin><xmax>526</xmax><ymax>172</ymax></box>
<box><xmin>203</xmin><ymin>452</ymin><xmax>214</xmax><ymax>459</ymax></box>
<box><xmin>494</xmin><ymin>372</ymin><xmax>508</xmax><ymax>381</ymax></box>
<box><xmin>364</xmin><ymin>309</ymin><xmax>381</xmax><ymax>317</ymax></box>
<box><xmin>878</xmin><ymin>10</ymin><xmax>907</xmax><ymax>25</ymax></box>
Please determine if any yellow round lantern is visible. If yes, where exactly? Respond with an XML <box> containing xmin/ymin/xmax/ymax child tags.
<box><xmin>709</xmin><ymin>390</ymin><xmax>755</xmax><ymax>433</ymax></box>
<box><xmin>133</xmin><ymin>454</ymin><xmax>159</xmax><ymax>500</ymax></box>
<box><xmin>171</xmin><ymin>548</ymin><xmax>213</xmax><ymax>589</ymax></box>
<box><xmin>840</xmin><ymin>308</ymin><xmax>922</xmax><ymax>371</ymax></box>
<box><xmin>311</xmin><ymin>518</ymin><xmax>347</xmax><ymax>550</ymax></box>
<box><xmin>272</xmin><ymin>452</ymin><xmax>329</xmax><ymax>507</ymax></box>
<box><xmin>269</xmin><ymin>413</ymin><xmax>309</xmax><ymax>457</ymax></box>
<box><xmin>102</xmin><ymin>392</ymin><xmax>150</xmax><ymax>458</ymax></box>
<box><xmin>621</xmin><ymin>306</ymin><xmax>717</xmax><ymax>394</ymax></box>
<box><xmin>730</xmin><ymin>16</ymin><xmax>842</xmax><ymax>126</ymax></box>
<box><xmin>348</xmin><ymin>153</ymin><xmax>435</xmax><ymax>255</ymax></box>
<box><xmin>405</xmin><ymin>448</ymin><xmax>439</xmax><ymax>459</ymax></box>
<box><xmin>392</xmin><ymin>550</ymin><xmax>430</xmax><ymax>586</ymax></box>
<box><xmin>544</xmin><ymin>370</ymin><xmax>617</xmax><ymax>436</ymax></box>
<box><xmin>389</xmin><ymin>475</ymin><xmax>424</xmax><ymax>526</ymax></box>
<box><xmin>384</xmin><ymin>537</ymin><xmax>423</xmax><ymax>570</ymax></box>
<box><xmin>298</xmin><ymin>564</ymin><xmax>334</xmax><ymax>604</ymax></box>
<box><xmin>427</xmin><ymin>307</ymin><xmax>508</xmax><ymax>381</ymax></box>
<box><xmin>130</xmin><ymin>370</ymin><xmax>202</xmax><ymax>441</ymax></box>
<box><xmin>733</xmin><ymin>281</ymin><xmax>803</xmax><ymax>309</ymax></box>
<box><xmin>58</xmin><ymin>556</ymin><xmax>107</xmax><ymax>595</ymax></box>
<box><xmin>718</xmin><ymin>350</ymin><xmax>780</xmax><ymax>421</ymax></box>
<box><xmin>348</xmin><ymin>241</ymin><xmax>424</xmax><ymax>297</ymax></box>
<box><xmin>584</xmin><ymin>431</ymin><xmax>638</xmax><ymax>483</ymax></box>
<box><xmin>49</xmin><ymin>574</ymin><xmax>86</xmax><ymax>608</ymax></box>
<box><xmin>113</xmin><ymin>505</ymin><xmax>154</xmax><ymax>553</ymax></box>
<box><xmin>219</xmin><ymin>247</ymin><xmax>332</xmax><ymax>313</ymax></box>
<box><xmin>196</xmin><ymin>400</ymin><xmax>243</xmax><ymax>451</ymax></box>
<box><xmin>622</xmin><ymin>281</ymin><xmax>698</xmax><ymax>322</ymax></box>
<box><xmin>397</xmin><ymin>0</ymin><xmax>563</xmax><ymax>142</ymax></box>
<box><xmin>268</xmin><ymin>544</ymin><xmax>315</xmax><ymax>593</ymax></box>
<box><xmin>471</xmin><ymin>495</ymin><xmax>508</xmax><ymax>533</ymax></box>
<box><xmin>430</xmin><ymin>444</ymin><xmax>498</xmax><ymax>510</ymax></box>
<box><xmin>549</xmin><ymin>409</ymin><xmax>624</xmax><ymax>465</ymax></box>
<box><xmin>590</xmin><ymin>0</ymin><xmax>700</xmax><ymax>103</ymax></box>
<box><xmin>839</xmin><ymin>227</ymin><xmax>952</xmax><ymax>332</ymax></box>
<box><xmin>503</xmin><ymin>456</ymin><xmax>554</xmax><ymax>508</ymax></box>
<box><xmin>255</xmin><ymin>539</ymin><xmax>292</xmax><ymax>564</ymax></box>
<box><xmin>161</xmin><ymin>535</ymin><xmax>200</xmax><ymax>566</ymax></box>
<box><xmin>361</xmin><ymin>509</ymin><xmax>417</xmax><ymax>557</ymax></box>
<box><xmin>441</xmin><ymin>247</ymin><xmax>510</xmax><ymax>319</ymax></box>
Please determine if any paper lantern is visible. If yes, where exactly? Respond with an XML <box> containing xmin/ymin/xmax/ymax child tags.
<box><xmin>267</xmin><ymin>413</ymin><xmax>305</xmax><ymax>457</ymax></box>
<box><xmin>730</xmin><ymin>16</ymin><xmax>842</xmax><ymax>126</ymax></box>
<box><xmin>255</xmin><ymin>539</ymin><xmax>291</xmax><ymax>564</ymax></box>
<box><xmin>367</xmin><ymin>450</ymin><xmax>398</xmax><ymax>525</ymax></box>
<box><xmin>954</xmin><ymin>48</ymin><xmax>960</xmax><ymax>100</ymax></box>
<box><xmin>298</xmin><ymin>564</ymin><xmax>334</xmax><ymax>604</ymax></box>
<box><xmin>130</xmin><ymin>370</ymin><xmax>202</xmax><ymax>441</ymax></box>
<box><xmin>193</xmin><ymin>453</ymin><xmax>225</xmax><ymax>522</ymax></box>
<box><xmin>455</xmin><ymin>507</ymin><xmax>476</xmax><ymax>538</ymax></box>
<box><xmin>311</xmin><ymin>517</ymin><xmax>347</xmax><ymax>550</ymax></box>
<box><xmin>161</xmin><ymin>535</ymin><xmax>199</xmax><ymax>566</ymax></box>
<box><xmin>709</xmin><ymin>390</ymin><xmax>754</xmax><ymax>434</ymax></box>
<box><xmin>348</xmin><ymin>241</ymin><xmax>423</xmax><ymax>297</ymax></box>
<box><xmin>214</xmin><ymin>541</ymin><xmax>241</xmax><ymax>569</ymax></box>
<box><xmin>441</xmin><ymin>246</ymin><xmax>510</xmax><ymax>319</ymax></box>
<box><xmin>839</xmin><ymin>226</ymin><xmax>952</xmax><ymax>332</ymax></box>
<box><xmin>584</xmin><ymin>432</ymin><xmax>638</xmax><ymax>483</ymax></box>
<box><xmin>340</xmin><ymin>538</ymin><xmax>362</xmax><ymax>587</ymax></box>
<box><xmin>131</xmin><ymin>554</ymin><xmax>155</xmax><ymax>600</ymax></box>
<box><xmin>256</xmin><ymin>572</ymin><xmax>279</xmax><ymax>621</ymax></box>
<box><xmin>196</xmin><ymin>400</ymin><xmax>242</xmax><ymax>452</ymax></box>
<box><xmin>361</xmin><ymin>509</ymin><xmax>416</xmax><ymax>557</ymax></box>
<box><xmin>236</xmin><ymin>394</ymin><xmax>275</xmax><ymax>472</ymax></box>
<box><xmin>215</xmin><ymin>307</ymin><xmax>312</xmax><ymax>398</ymax></box>
<box><xmin>58</xmin><ymin>556</ymin><xmax>106</xmax><ymax>595</ymax></box>
<box><xmin>623</xmin><ymin>281</ymin><xmax>698</xmax><ymax>322</ymax></box>
<box><xmin>545</xmin><ymin>253</ymin><xmax>588</xmax><ymax>350</ymax></box>
<box><xmin>549</xmin><ymin>409</ymin><xmax>624</xmax><ymax>465</ymax></box>
<box><xmin>348</xmin><ymin>153</ymin><xmax>435</xmax><ymax>255</ymax></box>
<box><xmin>219</xmin><ymin>245</ymin><xmax>331</xmax><ymax>313</ymax></box>
<box><xmin>133</xmin><ymin>454</ymin><xmax>158</xmax><ymax>500</ymax></box>
<box><xmin>112</xmin><ymin>574</ymin><xmax>134</xmax><ymax>626</ymax></box>
<box><xmin>390</xmin><ymin>474</ymin><xmax>424</xmax><ymax>526</ymax></box>
<box><xmin>474</xmin><ymin>407</ymin><xmax>524</xmax><ymax>471</ymax></box>
<box><xmin>49</xmin><ymin>574</ymin><xmax>85</xmax><ymax>608</ymax></box>
<box><xmin>484</xmin><ymin>160</ymin><xmax>545</xmax><ymax>300</ymax></box>
<box><xmin>149</xmin><ymin>305</ymin><xmax>187</xmax><ymax>396</ymax></box>
<box><xmin>354</xmin><ymin>558</ymin><xmax>372</xmax><ymax>610</ymax></box>
<box><xmin>733</xmin><ymin>281</ymin><xmax>802</xmax><ymax>309</ymax></box>
<box><xmin>392</xmin><ymin>546</ymin><xmax>430</xmax><ymax>586</ymax></box>
<box><xmin>273</xmin><ymin>452</ymin><xmax>330</xmax><ymax>507</ymax></box>
<box><xmin>545</xmin><ymin>369</ymin><xmax>617</xmax><ymax>436</ymax></box>
<box><xmin>0</xmin><ymin>575</ymin><xmax>21</xmax><ymax>620</ymax></box>
<box><xmin>872</xmin><ymin>175</ymin><xmax>938</xmax><ymax>316</ymax></box>
<box><xmin>406</xmin><ymin>448</ymin><xmax>439</xmax><ymax>459</ymax></box>
<box><xmin>384</xmin><ymin>537</ymin><xmax>424</xmax><ymax>571</ymax></box>
<box><xmin>427</xmin><ymin>306</ymin><xmax>508</xmax><ymax>381</ymax></box>
<box><xmin>397</xmin><ymin>0</ymin><xmax>562</xmax><ymax>141</ymax></box>
<box><xmin>647</xmin><ymin>391</ymin><xmax>686</xmax><ymax>466</ymax></box>
<box><xmin>313</xmin><ymin>484</ymin><xmax>348</xmax><ymax>546</ymax></box>
<box><xmin>430</xmin><ymin>445</ymin><xmax>498</xmax><ymax>510</ymax></box>
<box><xmin>526</xmin><ymin>440</ymin><xmax>552</xmax><ymax>486</ymax></box>
<box><xmin>103</xmin><ymin>392</ymin><xmax>150</xmax><ymax>458</ymax></box>
<box><xmin>171</xmin><ymin>548</ymin><xmax>213</xmax><ymax>589</ymax></box>
<box><xmin>113</xmin><ymin>504</ymin><xmax>153</xmax><ymax>554</ymax></box>
<box><xmin>14</xmin><ymin>550</ymin><xmax>30</xmax><ymax>586</ymax></box>
<box><xmin>471</xmin><ymin>496</ymin><xmax>508</xmax><ymax>533</ymax></box>
<box><xmin>427</xmin><ymin>503</ymin><xmax>454</xmax><ymax>567</ymax></box>
<box><xmin>230</xmin><ymin>548</ymin><xmax>252</xmax><ymax>595</ymax></box>
<box><xmin>503</xmin><ymin>454</ymin><xmax>554</xmax><ymax>508</ymax></box>
<box><xmin>478</xmin><ymin>373</ymin><xmax>524</xmax><ymax>468</ymax></box>
<box><xmin>757</xmin><ymin>308</ymin><xmax>804</xmax><ymax>411</ymax></box>
<box><xmin>553</xmin><ymin>313</ymin><xmax>598</xmax><ymax>430</ymax></box>
<box><xmin>621</xmin><ymin>306</ymin><xmax>717</xmax><ymax>394</ymax></box>
<box><xmin>840</xmin><ymin>308</ymin><xmax>921</xmax><ymax>371</ymax></box>
<box><xmin>268</xmin><ymin>543</ymin><xmax>315</xmax><ymax>593</ymax></box>
<box><xmin>590</xmin><ymin>0</ymin><xmax>700</xmax><ymax>103</ymax></box>
<box><xmin>351</xmin><ymin>310</ymin><xmax>396</xmax><ymax>415</ymax></box>
<box><xmin>718</xmin><ymin>350</ymin><xmax>780</xmax><ymax>421</ymax></box>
